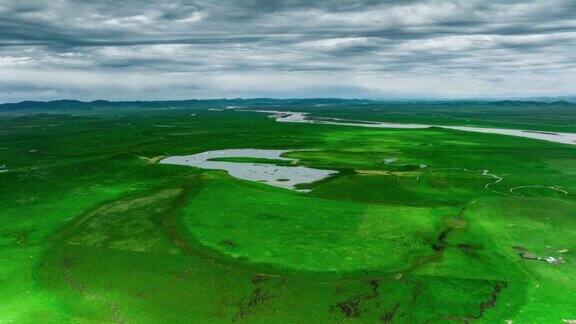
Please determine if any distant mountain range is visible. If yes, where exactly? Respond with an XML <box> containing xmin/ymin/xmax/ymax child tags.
<box><xmin>0</xmin><ymin>98</ymin><xmax>368</xmax><ymax>112</ymax></box>
<box><xmin>0</xmin><ymin>98</ymin><xmax>574</xmax><ymax>112</ymax></box>
<box><xmin>516</xmin><ymin>95</ymin><xmax>576</xmax><ymax>103</ymax></box>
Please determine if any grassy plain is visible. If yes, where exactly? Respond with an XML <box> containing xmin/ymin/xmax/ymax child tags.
<box><xmin>0</xmin><ymin>102</ymin><xmax>575</xmax><ymax>322</ymax></box>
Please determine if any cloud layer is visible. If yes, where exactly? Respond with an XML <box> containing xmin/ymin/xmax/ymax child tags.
<box><xmin>1</xmin><ymin>0</ymin><xmax>575</xmax><ymax>102</ymax></box>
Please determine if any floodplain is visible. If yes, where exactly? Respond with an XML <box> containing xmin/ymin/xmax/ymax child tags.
<box><xmin>0</xmin><ymin>99</ymin><xmax>575</xmax><ymax>323</ymax></box>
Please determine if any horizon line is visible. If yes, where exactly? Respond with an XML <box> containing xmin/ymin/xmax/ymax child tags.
<box><xmin>2</xmin><ymin>96</ymin><xmax>576</xmax><ymax>106</ymax></box>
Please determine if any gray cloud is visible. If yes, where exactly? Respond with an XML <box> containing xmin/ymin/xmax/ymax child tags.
<box><xmin>0</xmin><ymin>0</ymin><xmax>575</xmax><ymax>102</ymax></box>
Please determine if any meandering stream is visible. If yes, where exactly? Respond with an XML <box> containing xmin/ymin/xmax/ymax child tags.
<box><xmin>241</xmin><ymin>110</ymin><xmax>576</xmax><ymax>145</ymax></box>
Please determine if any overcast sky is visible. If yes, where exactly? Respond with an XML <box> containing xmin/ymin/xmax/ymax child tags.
<box><xmin>1</xmin><ymin>0</ymin><xmax>575</xmax><ymax>102</ymax></box>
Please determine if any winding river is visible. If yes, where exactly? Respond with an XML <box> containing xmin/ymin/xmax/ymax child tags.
<box><xmin>242</xmin><ymin>110</ymin><xmax>576</xmax><ymax>146</ymax></box>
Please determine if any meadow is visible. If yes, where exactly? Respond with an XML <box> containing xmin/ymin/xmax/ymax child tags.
<box><xmin>0</xmin><ymin>101</ymin><xmax>575</xmax><ymax>322</ymax></box>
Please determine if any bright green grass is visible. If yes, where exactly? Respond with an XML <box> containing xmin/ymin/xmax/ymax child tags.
<box><xmin>457</xmin><ymin>197</ymin><xmax>576</xmax><ymax>322</ymax></box>
<box><xmin>1</xmin><ymin>106</ymin><xmax>575</xmax><ymax>322</ymax></box>
<box><xmin>181</xmin><ymin>172</ymin><xmax>456</xmax><ymax>274</ymax></box>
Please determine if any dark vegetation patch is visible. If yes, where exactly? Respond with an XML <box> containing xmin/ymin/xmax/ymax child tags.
<box><xmin>233</xmin><ymin>275</ymin><xmax>275</xmax><ymax>320</ymax></box>
<box><xmin>380</xmin><ymin>303</ymin><xmax>401</xmax><ymax>323</ymax></box>
<box><xmin>470</xmin><ymin>281</ymin><xmax>509</xmax><ymax>321</ymax></box>
<box><xmin>330</xmin><ymin>279</ymin><xmax>381</xmax><ymax>319</ymax></box>
<box><xmin>219</xmin><ymin>239</ymin><xmax>238</xmax><ymax>248</ymax></box>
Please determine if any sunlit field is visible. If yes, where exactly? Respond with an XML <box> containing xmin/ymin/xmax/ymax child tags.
<box><xmin>1</xmin><ymin>100</ymin><xmax>575</xmax><ymax>322</ymax></box>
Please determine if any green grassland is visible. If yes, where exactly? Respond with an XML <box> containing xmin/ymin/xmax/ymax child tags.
<box><xmin>1</xmin><ymin>104</ymin><xmax>575</xmax><ymax>322</ymax></box>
